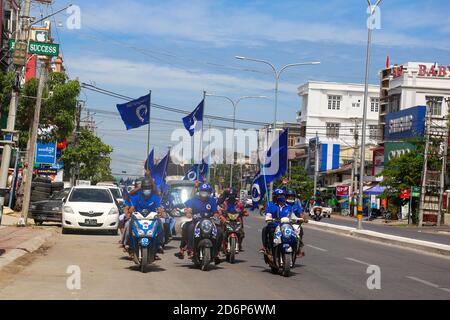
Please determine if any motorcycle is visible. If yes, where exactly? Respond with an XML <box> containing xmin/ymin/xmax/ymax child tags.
<box><xmin>130</xmin><ymin>209</ymin><xmax>159</xmax><ymax>273</ymax></box>
<box><xmin>263</xmin><ymin>217</ymin><xmax>299</xmax><ymax>277</ymax></box>
<box><xmin>310</xmin><ymin>206</ymin><xmax>325</xmax><ymax>221</ymax></box>
<box><xmin>222</xmin><ymin>212</ymin><xmax>243</xmax><ymax>264</ymax></box>
<box><xmin>192</xmin><ymin>213</ymin><xmax>219</xmax><ymax>271</ymax></box>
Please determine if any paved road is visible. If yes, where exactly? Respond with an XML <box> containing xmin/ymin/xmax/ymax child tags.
<box><xmin>0</xmin><ymin>215</ymin><xmax>449</xmax><ymax>300</ymax></box>
<box><xmin>318</xmin><ymin>216</ymin><xmax>450</xmax><ymax>245</ymax></box>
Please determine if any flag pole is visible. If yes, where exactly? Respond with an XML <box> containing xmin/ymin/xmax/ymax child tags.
<box><xmin>197</xmin><ymin>91</ymin><xmax>206</xmax><ymax>182</ymax></box>
<box><xmin>147</xmin><ymin>90</ymin><xmax>152</xmax><ymax>161</ymax></box>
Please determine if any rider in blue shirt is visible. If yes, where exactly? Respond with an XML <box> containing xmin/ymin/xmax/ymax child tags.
<box><xmin>125</xmin><ymin>178</ymin><xmax>165</xmax><ymax>259</ymax></box>
<box><xmin>175</xmin><ymin>183</ymin><xmax>221</xmax><ymax>263</ymax></box>
<box><xmin>260</xmin><ymin>188</ymin><xmax>293</xmax><ymax>254</ymax></box>
<box><xmin>286</xmin><ymin>189</ymin><xmax>307</xmax><ymax>256</ymax></box>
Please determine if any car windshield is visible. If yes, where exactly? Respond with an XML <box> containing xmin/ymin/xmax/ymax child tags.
<box><xmin>109</xmin><ymin>188</ymin><xmax>122</xmax><ymax>199</ymax></box>
<box><xmin>69</xmin><ymin>188</ymin><xmax>113</xmax><ymax>203</ymax></box>
<box><xmin>170</xmin><ymin>185</ymin><xmax>195</xmax><ymax>208</ymax></box>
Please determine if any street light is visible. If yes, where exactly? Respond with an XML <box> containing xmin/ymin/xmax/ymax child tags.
<box><xmin>205</xmin><ymin>93</ymin><xmax>269</xmax><ymax>188</ymax></box>
<box><xmin>357</xmin><ymin>0</ymin><xmax>382</xmax><ymax>230</ymax></box>
<box><xmin>235</xmin><ymin>56</ymin><xmax>320</xmax><ymax>198</ymax></box>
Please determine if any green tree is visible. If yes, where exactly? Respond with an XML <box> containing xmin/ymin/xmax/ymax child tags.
<box><xmin>0</xmin><ymin>71</ymin><xmax>15</xmax><ymax>123</ymax></box>
<box><xmin>274</xmin><ymin>165</ymin><xmax>314</xmax><ymax>200</ymax></box>
<box><xmin>61</xmin><ymin>129</ymin><xmax>114</xmax><ymax>184</ymax></box>
<box><xmin>16</xmin><ymin>72</ymin><xmax>80</xmax><ymax>147</ymax></box>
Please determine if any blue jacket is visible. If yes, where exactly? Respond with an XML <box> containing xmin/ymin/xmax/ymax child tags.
<box><xmin>130</xmin><ymin>192</ymin><xmax>161</xmax><ymax>213</ymax></box>
<box><xmin>265</xmin><ymin>202</ymin><xmax>293</xmax><ymax>227</ymax></box>
<box><xmin>287</xmin><ymin>202</ymin><xmax>303</xmax><ymax>217</ymax></box>
<box><xmin>184</xmin><ymin>196</ymin><xmax>218</xmax><ymax>220</ymax></box>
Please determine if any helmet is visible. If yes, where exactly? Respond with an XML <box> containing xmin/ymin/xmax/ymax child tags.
<box><xmin>199</xmin><ymin>183</ymin><xmax>212</xmax><ymax>200</ymax></box>
<box><xmin>273</xmin><ymin>188</ymin><xmax>285</xmax><ymax>197</ymax></box>
<box><xmin>141</xmin><ymin>178</ymin><xmax>153</xmax><ymax>197</ymax></box>
<box><xmin>286</xmin><ymin>189</ymin><xmax>296</xmax><ymax>205</ymax></box>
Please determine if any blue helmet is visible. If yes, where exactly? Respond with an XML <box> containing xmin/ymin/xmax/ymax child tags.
<box><xmin>286</xmin><ymin>189</ymin><xmax>296</xmax><ymax>197</ymax></box>
<box><xmin>273</xmin><ymin>188</ymin><xmax>285</xmax><ymax>197</ymax></box>
<box><xmin>199</xmin><ymin>183</ymin><xmax>212</xmax><ymax>193</ymax></box>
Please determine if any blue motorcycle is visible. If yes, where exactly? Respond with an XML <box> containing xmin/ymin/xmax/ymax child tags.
<box><xmin>263</xmin><ymin>217</ymin><xmax>299</xmax><ymax>277</ymax></box>
<box><xmin>131</xmin><ymin>209</ymin><xmax>160</xmax><ymax>273</ymax></box>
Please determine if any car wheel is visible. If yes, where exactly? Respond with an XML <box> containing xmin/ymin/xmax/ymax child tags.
<box><xmin>110</xmin><ymin>229</ymin><xmax>119</xmax><ymax>236</ymax></box>
<box><xmin>62</xmin><ymin>228</ymin><xmax>70</xmax><ymax>234</ymax></box>
<box><xmin>34</xmin><ymin>220</ymin><xmax>43</xmax><ymax>226</ymax></box>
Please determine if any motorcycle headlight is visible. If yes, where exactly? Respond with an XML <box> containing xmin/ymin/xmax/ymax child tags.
<box><xmin>147</xmin><ymin>221</ymin><xmax>157</xmax><ymax>237</ymax></box>
<box><xmin>137</xmin><ymin>229</ymin><xmax>145</xmax><ymax>236</ymax></box>
<box><xmin>200</xmin><ymin>220</ymin><xmax>213</xmax><ymax>233</ymax></box>
<box><xmin>281</xmin><ymin>225</ymin><xmax>294</xmax><ymax>238</ymax></box>
<box><xmin>63</xmin><ymin>206</ymin><xmax>74</xmax><ymax>214</ymax></box>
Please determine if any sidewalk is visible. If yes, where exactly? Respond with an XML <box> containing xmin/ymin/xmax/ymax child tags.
<box><xmin>0</xmin><ymin>210</ymin><xmax>58</xmax><ymax>271</ymax></box>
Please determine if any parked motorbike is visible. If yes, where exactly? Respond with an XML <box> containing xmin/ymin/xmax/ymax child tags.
<box><xmin>130</xmin><ymin>209</ymin><xmax>159</xmax><ymax>273</ymax></box>
<box><xmin>222</xmin><ymin>211</ymin><xmax>243</xmax><ymax>264</ymax></box>
<box><xmin>192</xmin><ymin>214</ymin><xmax>218</xmax><ymax>271</ymax></box>
<box><xmin>263</xmin><ymin>217</ymin><xmax>299</xmax><ymax>277</ymax></box>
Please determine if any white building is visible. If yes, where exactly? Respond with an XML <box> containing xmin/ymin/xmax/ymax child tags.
<box><xmin>295</xmin><ymin>81</ymin><xmax>380</xmax><ymax>148</ymax></box>
<box><xmin>379</xmin><ymin>62</ymin><xmax>450</xmax><ymax>140</ymax></box>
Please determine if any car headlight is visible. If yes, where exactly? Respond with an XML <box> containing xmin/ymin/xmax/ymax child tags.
<box><xmin>108</xmin><ymin>207</ymin><xmax>119</xmax><ymax>215</ymax></box>
<box><xmin>52</xmin><ymin>207</ymin><xmax>61</xmax><ymax>212</ymax></box>
<box><xmin>63</xmin><ymin>206</ymin><xmax>74</xmax><ymax>214</ymax></box>
<box><xmin>31</xmin><ymin>205</ymin><xmax>37</xmax><ymax>210</ymax></box>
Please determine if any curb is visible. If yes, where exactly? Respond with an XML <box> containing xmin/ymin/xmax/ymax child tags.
<box><xmin>306</xmin><ymin>221</ymin><xmax>450</xmax><ymax>257</ymax></box>
<box><xmin>0</xmin><ymin>228</ymin><xmax>56</xmax><ymax>271</ymax></box>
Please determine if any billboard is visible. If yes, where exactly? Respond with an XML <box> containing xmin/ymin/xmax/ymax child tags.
<box><xmin>372</xmin><ymin>147</ymin><xmax>384</xmax><ymax>176</ymax></box>
<box><xmin>384</xmin><ymin>105</ymin><xmax>426</xmax><ymax>141</ymax></box>
<box><xmin>384</xmin><ymin>142</ymin><xmax>416</xmax><ymax>166</ymax></box>
<box><xmin>35</xmin><ymin>142</ymin><xmax>57</xmax><ymax>165</ymax></box>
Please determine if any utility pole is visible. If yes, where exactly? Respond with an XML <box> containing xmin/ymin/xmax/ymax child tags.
<box><xmin>313</xmin><ymin>131</ymin><xmax>319</xmax><ymax>198</ymax></box>
<box><xmin>350</xmin><ymin>119</ymin><xmax>359</xmax><ymax>217</ymax></box>
<box><xmin>19</xmin><ymin>60</ymin><xmax>49</xmax><ymax>226</ymax></box>
<box><xmin>418</xmin><ymin>103</ymin><xmax>432</xmax><ymax>227</ymax></box>
<box><xmin>0</xmin><ymin>0</ymin><xmax>31</xmax><ymax>225</ymax></box>
<box><xmin>71</xmin><ymin>100</ymin><xmax>83</xmax><ymax>187</ymax></box>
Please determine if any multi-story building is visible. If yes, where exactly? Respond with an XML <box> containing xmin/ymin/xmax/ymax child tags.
<box><xmin>0</xmin><ymin>0</ymin><xmax>20</xmax><ymax>71</ymax></box>
<box><xmin>296</xmin><ymin>81</ymin><xmax>381</xmax><ymax>147</ymax></box>
<box><xmin>379</xmin><ymin>62</ymin><xmax>450</xmax><ymax>141</ymax></box>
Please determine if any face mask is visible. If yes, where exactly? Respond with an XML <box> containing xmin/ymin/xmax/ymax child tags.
<box><xmin>277</xmin><ymin>197</ymin><xmax>286</xmax><ymax>205</ymax></box>
<box><xmin>199</xmin><ymin>191</ymin><xmax>210</xmax><ymax>199</ymax></box>
<box><xmin>286</xmin><ymin>199</ymin><xmax>295</xmax><ymax>205</ymax></box>
<box><xmin>143</xmin><ymin>190</ymin><xmax>152</xmax><ymax>197</ymax></box>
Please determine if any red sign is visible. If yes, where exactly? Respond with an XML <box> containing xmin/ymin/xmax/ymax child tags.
<box><xmin>400</xmin><ymin>189</ymin><xmax>411</xmax><ymax>199</ymax></box>
<box><xmin>25</xmin><ymin>54</ymin><xmax>37</xmax><ymax>81</ymax></box>
<box><xmin>418</xmin><ymin>64</ymin><xmax>450</xmax><ymax>78</ymax></box>
<box><xmin>336</xmin><ymin>186</ymin><xmax>350</xmax><ymax>197</ymax></box>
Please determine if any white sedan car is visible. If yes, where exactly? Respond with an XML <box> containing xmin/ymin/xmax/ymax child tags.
<box><xmin>62</xmin><ymin>186</ymin><xmax>120</xmax><ymax>235</ymax></box>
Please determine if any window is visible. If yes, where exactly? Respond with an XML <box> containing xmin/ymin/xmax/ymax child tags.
<box><xmin>369</xmin><ymin>125</ymin><xmax>378</xmax><ymax>140</ymax></box>
<box><xmin>69</xmin><ymin>188</ymin><xmax>113</xmax><ymax>203</ymax></box>
<box><xmin>326</xmin><ymin>122</ymin><xmax>340</xmax><ymax>138</ymax></box>
<box><xmin>288</xmin><ymin>135</ymin><xmax>295</xmax><ymax>147</ymax></box>
<box><xmin>328</xmin><ymin>95</ymin><xmax>342</xmax><ymax>110</ymax></box>
<box><xmin>426</xmin><ymin>96</ymin><xmax>443</xmax><ymax>116</ymax></box>
<box><xmin>370</xmin><ymin>98</ymin><xmax>380</xmax><ymax>112</ymax></box>
<box><xmin>388</xmin><ymin>95</ymin><xmax>400</xmax><ymax>113</ymax></box>
<box><xmin>352</xmin><ymin>102</ymin><xmax>360</xmax><ymax>108</ymax></box>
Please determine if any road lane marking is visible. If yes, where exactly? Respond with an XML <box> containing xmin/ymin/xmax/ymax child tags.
<box><xmin>345</xmin><ymin>257</ymin><xmax>372</xmax><ymax>266</ymax></box>
<box><xmin>406</xmin><ymin>276</ymin><xmax>450</xmax><ymax>293</ymax></box>
<box><xmin>306</xmin><ymin>244</ymin><xmax>328</xmax><ymax>252</ymax></box>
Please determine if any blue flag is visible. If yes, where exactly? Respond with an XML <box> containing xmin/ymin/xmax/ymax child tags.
<box><xmin>183</xmin><ymin>100</ymin><xmax>204</xmax><ymax>136</ymax></box>
<box><xmin>153</xmin><ymin>151</ymin><xmax>170</xmax><ymax>193</ymax></box>
<box><xmin>184</xmin><ymin>159</ymin><xmax>209</xmax><ymax>182</ymax></box>
<box><xmin>251</xmin><ymin>171</ymin><xmax>267</xmax><ymax>209</ymax></box>
<box><xmin>116</xmin><ymin>94</ymin><xmax>151</xmax><ymax>130</ymax></box>
<box><xmin>144</xmin><ymin>149</ymin><xmax>155</xmax><ymax>171</ymax></box>
<box><xmin>261</xmin><ymin>129</ymin><xmax>288</xmax><ymax>183</ymax></box>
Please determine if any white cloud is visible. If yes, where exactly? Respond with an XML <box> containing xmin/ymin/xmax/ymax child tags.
<box><xmin>67</xmin><ymin>56</ymin><xmax>298</xmax><ymax>94</ymax></box>
<box><xmin>78</xmin><ymin>0</ymin><xmax>450</xmax><ymax>50</ymax></box>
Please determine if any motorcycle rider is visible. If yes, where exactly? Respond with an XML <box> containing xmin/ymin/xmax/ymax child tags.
<box><xmin>285</xmin><ymin>189</ymin><xmax>307</xmax><ymax>256</ymax></box>
<box><xmin>125</xmin><ymin>177</ymin><xmax>165</xmax><ymax>260</ymax></box>
<box><xmin>161</xmin><ymin>191</ymin><xmax>176</xmax><ymax>244</ymax></box>
<box><xmin>174</xmin><ymin>183</ymin><xmax>222</xmax><ymax>264</ymax></box>
<box><xmin>260</xmin><ymin>188</ymin><xmax>293</xmax><ymax>255</ymax></box>
<box><xmin>219</xmin><ymin>188</ymin><xmax>249</xmax><ymax>251</ymax></box>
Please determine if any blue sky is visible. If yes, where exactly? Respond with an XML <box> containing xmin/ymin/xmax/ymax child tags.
<box><xmin>36</xmin><ymin>0</ymin><xmax>450</xmax><ymax>176</ymax></box>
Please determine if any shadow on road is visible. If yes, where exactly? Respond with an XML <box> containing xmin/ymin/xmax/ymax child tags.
<box><xmin>126</xmin><ymin>265</ymin><xmax>167</xmax><ymax>273</ymax></box>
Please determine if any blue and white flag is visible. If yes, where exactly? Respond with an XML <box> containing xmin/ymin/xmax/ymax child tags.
<box><xmin>182</xmin><ymin>100</ymin><xmax>204</xmax><ymax>136</ymax></box>
<box><xmin>319</xmin><ymin>143</ymin><xmax>340</xmax><ymax>172</ymax></box>
<box><xmin>183</xmin><ymin>159</ymin><xmax>209</xmax><ymax>182</ymax></box>
<box><xmin>116</xmin><ymin>94</ymin><xmax>151</xmax><ymax>130</ymax></box>
<box><xmin>260</xmin><ymin>129</ymin><xmax>288</xmax><ymax>183</ymax></box>
<box><xmin>251</xmin><ymin>171</ymin><xmax>267</xmax><ymax>208</ymax></box>
<box><xmin>153</xmin><ymin>151</ymin><xmax>170</xmax><ymax>193</ymax></box>
<box><xmin>144</xmin><ymin>149</ymin><xmax>155</xmax><ymax>172</ymax></box>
